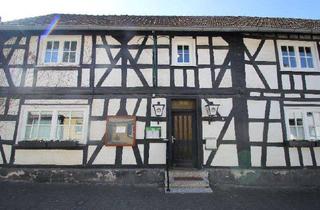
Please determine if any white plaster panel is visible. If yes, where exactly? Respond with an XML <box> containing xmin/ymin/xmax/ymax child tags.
<box><xmin>305</xmin><ymin>94</ymin><xmax>320</xmax><ymax>98</ymax></box>
<box><xmin>106</xmin><ymin>35</ymin><xmax>121</xmax><ymax>45</ymax></box>
<box><xmin>212</xmin><ymin>37</ymin><xmax>228</xmax><ymax>46</ymax></box>
<box><xmin>9</xmin><ymin>49</ymin><xmax>24</xmax><ymax>65</ymax></box>
<box><xmin>247</xmin><ymin>100</ymin><xmax>266</xmax><ymax>119</ymax></box>
<box><xmin>151</xmin><ymin>98</ymin><xmax>166</xmax><ymax>117</ymax></box>
<box><xmin>249</xmin><ymin>122</ymin><xmax>263</xmax><ymax>142</ymax></box>
<box><xmin>138</xmin><ymin>49</ymin><xmax>153</xmax><ymax>64</ymax></box>
<box><xmin>289</xmin><ymin>148</ymin><xmax>300</xmax><ymax>167</ymax></box>
<box><xmin>199</xmin><ymin>68</ymin><xmax>212</xmax><ymax>88</ymax></box>
<box><xmin>174</xmin><ymin>69</ymin><xmax>184</xmax><ymax>87</ymax></box>
<box><xmin>267</xmin><ymin>123</ymin><xmax>283</xmax><ymax>143</ymax></box>
<box><xmin>129</xmin><ymin>49</ymin><xmax>138</xmax><ymax>60</ymax></box>
<box><xmin>250</xmin><ymin>92</ymin><xmax>260</xmax><ymax>97</ymax></box>
<box><xmin>203</xmin><ymin>145</ymin><xmax>211</xmax><ymax>164</ymax></box>
<box><xmin>213</xmin><ymin>49</ymin><xmax>228</xmax><ymax>65</ymax></box>
<box><xmin>2</xmin><ymin>145</ymin><xmax>11</xmax><ymax>163</ymax></box>
<box><xmin>266</xmin><ymin>147</ymin><xmax>286</xmax><ymax>167</ymax></box>
<box><xmin>264</xmin><ymin>93</ymin><xmax>281</xmax><ymax>97</ymax></box>
<box><xmin>24</xmin><ymin>99</ymin><xmax>88</xmax><ymax>104</ymax></box>
<box><xmin>269</xmin><ymin>101</ymin><xmax>281</xmax><ymax>119</ymax></box>
<box><xmin>136</xmin><ymin>99</ymin><xmax>147</xmax><ymax>117</ymax></box>
<box><xmin>212</xmin><ymin>144</ymin><xmax>238</xmax><ymax>166</ymax></box>
<box><xmin>251</xmin><ymin>146</ymin><xmax>262</xmax><ymax>167</ymax></box>
<box><xmin>158</xmin><ymin>49</ymin><xmax>170</xmax><ymax>65</ymax></box>
<box><xmin>148</xmin><ymin>143</ymin><xmax>166</xmax><ymax>164</ymax></box>
<box><xmin>126</xmin><ymin>98</ymin><xmax>138</xmax><ymax>115</ymax></box>
<box><xmin>150</xmin><ymin>121</ymin><xmax>167</xmax><ymax>139</ymax></box>
<box><xmin>140</xmin><ymin>68</ymin><xmax>153</xmax><ymax>86</ymax></box>
<box><xmin>259</xmin><ymin>65</ymin><xmax>278</xmax><ymax>89</ymax></box>
<box><xmin>88</xmin><ymin>146</ymin><xmax>116</xmax><ymax>165</ymax></box>
<box><xmin>313</xmin><ymin>147</ymin><xmax>320</xmax><ymax>166</ymax></box>
<box><xmin>256</xmin><ymin>40</ymin><xmax>276</xmax><ymax>61</ymax></box>
<box><xmin>157</xmin><ymin>36</ymin><xmax>170</xmax><ymax>45</ymax></box>
<box><xmin>197</xmin><ymin>49</ymin><xmax>210</xmax><ymax>65</ymax></box>
<box><xmin>91</xmin><ymin>99</ymin><xmax>105</xmax><ymax>116</ymax></box>
<box><xmin>0</xmin><ymin>121</ymin><xmax>16</xmax><ymax>140</ymax></box>
<box><xmin>157</xmin><ymin>69</ymin><xmax>170</xmax><ymax>87</ymax></box>
<box><xmin>96</xmin><ymin>48</ymin><xmax>110</xmax><ymax>64</ymax></box>
<box><xmin>81</xmin><ymin>68</ymin><xmax>90</xmax><ymax>87</ymax></box>
<box><xmin>293</xmin><ymin>75</ymin><xmax>303</xmax><ymax>90</ymax></box>
<box><xmin>83</xmin><ymin>36</ymin><xmax>92</xmax><ymax>64</ymax></box>
<box><xmin>95</xmin><ymin>68</ymin><xmax>121</xmax><ymax>87</ymax></box>
<box><xmin>202</xmin><ymin>121</ymin><xmax>223</xmax><ymax>139</ymax></box>
<box><xmin>107</xmin><ymin>99</ymin><xmax>120</xmax><ymax>116</ymax></box>
<box><xmin>19</xmin><ymin>37</ymin><xmax>26</xmax><ymax>45</ymax></box>
<box><xmin>122</xmin><ymin>147</ymin><xmax>137</xmax><ymax>165</ymax></box>
<box><xmin>10</xmin><ymin>68</ymin><xmax>23</xmax><ymax>87</ymax></box>
<box><xmin>138</xmin><ymin>144</ymin><xmax>144</xmax><ymax>163</ymax></box>
<box><xmin>7</xmin><ymin>99</ymin><xmax>20</xmax><ymax>115</ymax></box>
<box><xmin>305</xmin><ymin>76</ymin><xmax>320</xmax><ymax>90</ymax></box>
<box><xmin>24</xmin><ymin>69</ymin><xmax>34</xmax><ymax>87</ymax></box>
<box><xmin>36</xmin><ymin>70</ymin><xmax>77</xmax><ymax>87</ymax></box>
<box><xmin>5</xmin><ymin>37</ymin><xmax>17</xmax><ymax>45</ymax></box>
<box><xmin>28</xmin><ymin>36</ymin><xmax>38</xmax><ymax>64</ymax></box>
<box><xmin>219</xmin><ymin>69</ymin><xmax>232</xmax><ymax>88</ymax></box>
<box><xmin>245</xmin><ymin>65</ymin><xmax>265</xmax><ymax>88</ymax></box>
<box><xmin>223</xmin><ymin>119</ymin><xmax>235</xmax><ymax>140</ymax></box>
<box><xmin>0</xmin><ymin>69</ymin><xmax>9</xmax><ymax>87</ymax></box>
<box><xmin>186</xmin><ymin>69</ymin><xmax>195</xmax><ymax>87</ymax></box>
<box><xmin>110</xmin><ymin>49</ymin><xmax>121</xmax><ymax>62</ymax></box>
<box><xmin>129</xmin><ymin>36</ymin><xmax>153</xmax><ymax>45</ymax></box>
<box><xmin>301</xmin><ymin>148</ymin><xmax>313</xmax><ymax>166</ymax></box>
<box><xmin>127</xmin><ymin>69</ymin><xmax>143</xmax><ymax>87</ymax></box>
<box><xmin>244</xmin><ymin>38</ymin><xmax>261</xmax><ymax>57</ymax></box>
<box><xmin>197</xmin><ymin>37</ymin><xmax>209</xmax><ymax>45</ymax></box>
<box><xmin>14</xmin><ymin>150</ymin><xmax>82</xmax><ymax>165</ymax></box>
<box><xmin>90</xmin><ymin>121</ymin><xmax>106</xmax><ymax>140</ymax></box>
<box><xmin>281</xmin><ymin>74</ymin><xmax>291</xmax><ymax>90</ymax></box>
<box><xmin>136</xmin><ymin>121</ymin><xmax>146</xmax><ymax>139</ymax></box>
<box><xmin>0</xmin><ymin>98</ymin><xmax>5</xmax><ymax>115</ymax></box>
<box><xmin>285</xmin><ymin>94</ymin><xmax>300</xmax><ymax>98</ymax></box>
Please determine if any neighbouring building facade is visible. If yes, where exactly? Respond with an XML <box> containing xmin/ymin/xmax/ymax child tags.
<box><xmin>1</xmin><ymin>14</ymin><xmax>320</xmax><ymax>172</ymax></box>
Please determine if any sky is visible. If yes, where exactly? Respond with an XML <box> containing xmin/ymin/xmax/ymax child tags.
<box><xmin>0</xmin><ymin>0</ymin><xmax>319</xmax><ymax>22</ymax></box>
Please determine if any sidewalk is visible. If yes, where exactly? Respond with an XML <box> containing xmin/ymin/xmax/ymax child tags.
<box><xmin>0</xmin><ymin>181</ymin><xmax>320</xmax><ymax>210</ymax></box>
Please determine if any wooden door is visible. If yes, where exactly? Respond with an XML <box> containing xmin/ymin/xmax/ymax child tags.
<box><xmin>172</xmin><ymin>111</ymin><xmax>195</xmax><ymax>167</ymax></box>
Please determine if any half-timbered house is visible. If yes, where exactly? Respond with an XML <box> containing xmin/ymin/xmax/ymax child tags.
<box><xmin>1</xmin><ymin>14</ymin><xmax>320</xmax><ymax>187</ymax></box>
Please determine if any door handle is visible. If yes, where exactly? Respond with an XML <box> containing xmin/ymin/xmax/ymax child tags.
<box><xmin>171</xmin><ymin>136</ymin><xmax>176</xmax><ymax>144</ymax></box>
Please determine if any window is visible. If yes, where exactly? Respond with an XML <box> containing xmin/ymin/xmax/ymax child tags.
<box><xmin>39</xmin><ymin>35</ymin><xmax>81</xmax><ymax>65</ymax></box>
<box><xmin>285</xmin><ymin>107</ymin><xmax>320</xmax><ymax>141</ymax></box>
<box><xmin>19</xmin><ymin>106</ymin><xmax>89</xmax><ymax>143</ymax></box>
<box><xmin>177</xmin><ymin>45</ymin><xmax>190</xmax><ymax>63</ymax></box>
<box><xmin>278</xmin><ymin>41</ymin><xmax>319</xmax><ymax>71</ymax></box>
<box><xmin>172</xmin><ymin>37</ymin><xmax>196</xmax><ymax>66</ymax></box>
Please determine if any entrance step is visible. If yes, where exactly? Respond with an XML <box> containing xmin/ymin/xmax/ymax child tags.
<box><xmin>165</xmin><ymin>169</ymin><xmax>212</xmax><ymax>193</ymax></box>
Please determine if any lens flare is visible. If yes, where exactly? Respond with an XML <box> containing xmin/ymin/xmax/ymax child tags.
<box><xmin>41</xmin><ymin>15</ymin><xmax>60</xmax><ymax>38</ymax></box>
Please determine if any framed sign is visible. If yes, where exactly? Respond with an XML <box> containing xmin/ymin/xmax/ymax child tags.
<box><xmin>145</xmin><ymin>126</ymin><xmax>161</xmax><ymax>139</ymax></box>
<box><xmin>105</xmin><ymin>116</ymin><xmax>136</xmax><ymax>146</ymax></box>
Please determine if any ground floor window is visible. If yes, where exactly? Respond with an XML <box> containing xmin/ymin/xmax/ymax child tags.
<box><xmin>285</xmin><ymin>107</ymin><xmax>320</xmax><ymax>141</ymax></box>
<box><xmin>19</xmin><ymin>105</ymin><xmax>89</xmax><ymax>143</ymax></box>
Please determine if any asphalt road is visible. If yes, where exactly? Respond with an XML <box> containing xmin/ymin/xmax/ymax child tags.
<box><xmin>0</xmin><ymin>181</ymin><xmax>320</xmax><ymax>210</ymax></box>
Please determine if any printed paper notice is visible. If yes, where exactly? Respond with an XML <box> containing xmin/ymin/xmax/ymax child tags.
<box><xmin>116</xmin><ymin>126</ymin><xmax>126</xmax><ymax>133</ymax></box>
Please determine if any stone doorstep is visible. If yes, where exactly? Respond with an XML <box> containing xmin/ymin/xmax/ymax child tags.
<box><xmin>165</xmin><ymin>187</ymin><xmax>213</xmax><ymax>194</ymax></box>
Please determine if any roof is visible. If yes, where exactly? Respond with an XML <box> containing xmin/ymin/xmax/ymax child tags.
<box><xmin>1</xmin><ymin>14</ymin><xmax>320</xmax><ymax>34</ymax></box>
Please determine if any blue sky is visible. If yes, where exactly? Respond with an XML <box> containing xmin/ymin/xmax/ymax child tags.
<box><xmin>0</xmin><ymin>0</ymin><xmax>319</xmax><ymax>21</ymax></box>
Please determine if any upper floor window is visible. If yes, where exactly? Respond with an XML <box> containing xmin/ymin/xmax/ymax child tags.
<box><xmin>285</xmin><ymin>107</ymin><xmax>320</xmax><ymax>141</ymax></box>
<box><xmin>18</xmin><ymin>105</ymin><xmax>89</xmax><ymax>143</ymax></box>
<box><xmin>172</xmin><ymin>37</ymin><xmax>196</xmax><ymax>66</ymax></box>
<box><xmin>278</xmin><ymin>40</ymin><xmax>319</xmax><ymax>71</ymax></box>
<box><xmin>39</xmin><ymin>35</ymin><xmax>81</xmax><ymax>66</ymax></box>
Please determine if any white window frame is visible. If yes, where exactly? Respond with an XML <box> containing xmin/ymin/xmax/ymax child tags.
<box><xmin>38</xmin><ymin>35</ymin><xmax>81</xmax><ymax>66</ymax></box>
<box><xmin>277</xmin><ymin>40</ymin><xmax>320</xmax><ymax>72</ymax></box>
<box><xmin>17</xmin><ymin>105</ymin><xmax>89</xmax><ymax>144</ymax></box>
<box><xmin>284</xmin><ymin>106</ymin><xmax>320</xmax><ymax>141</ymax></box>
<box><xmin>172</xmin><ymin>37</ymin><xmax>196</xmax><ymax>66</ymax></box>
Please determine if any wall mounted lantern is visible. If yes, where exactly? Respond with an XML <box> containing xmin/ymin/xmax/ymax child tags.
<box><xmin>205</xmin><ymin>101</ymin><xmax>220</xmax><ymax>123</ymax></box>
<box><xmin>152</xmin><ymin>101</ymin><xmax>165</xmax><ymax>117</ymax></box>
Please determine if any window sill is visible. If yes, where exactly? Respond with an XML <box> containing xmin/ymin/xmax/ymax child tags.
<box><xmin>171</xmin><ymin>63</ymin><xmax>197</xmax><ymax>67</ymax></box>
<box><xmin>17</xmin><ymin>140</ymin><xmax>84</xmax><ymax>149</ymax></box>
<box><xmin>280</xmin><ymin>68</ymin><xmax>320</xmax><ymax>73</ymax></box>
<box><xmin>285</xmin><ymin>140</ymin><xmax>319</xmax><ymax>147</ymax></box>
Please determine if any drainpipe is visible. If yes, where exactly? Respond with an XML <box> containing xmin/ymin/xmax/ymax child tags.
<box><xmin>152</xmin><ymin>31</ymin><xmax>158</xmax><ymax>87</ymax></box>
